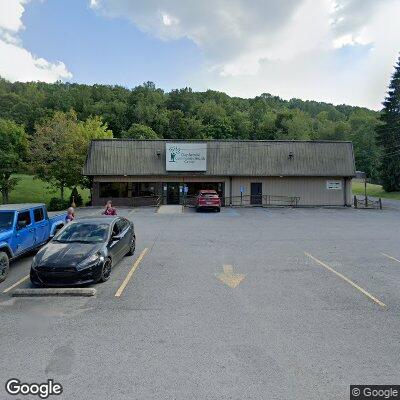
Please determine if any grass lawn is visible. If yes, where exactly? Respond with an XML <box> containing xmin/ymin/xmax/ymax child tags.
<box><xmin>352</xmin><ymin>180</ymin><xmax>400</xmax><ymax>200</ymax></box>
<box><xmin>8</xmin><ymin>174</ymin><xmax>90</xmax><ymax>206</ymax></box>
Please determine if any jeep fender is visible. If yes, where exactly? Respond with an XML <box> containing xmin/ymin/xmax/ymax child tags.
<box><xmin>0</xmin><ymin>243</ymin><xmax>14</xmax><ymax>259</ymax></box>
<box><xmin>50</xmin><ymin>221</ymin><xmax>64</xmax><ymax>237</ymax></box>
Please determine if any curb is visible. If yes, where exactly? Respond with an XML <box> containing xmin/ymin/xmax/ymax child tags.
<box><xmin>12</xmin><ymin>288</ymin><xmax>96</xmax><ymax>297</ymax></box>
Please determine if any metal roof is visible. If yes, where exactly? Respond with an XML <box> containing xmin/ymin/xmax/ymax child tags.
<box><xmin>83</xmin><ymin>139</ymin><xmax>356</xmax><ymax>177</ymax></box>
<box><xmin>0</xmin><ymin>203</ymin><xmax>45</xmax><ymax>211</ymax></box>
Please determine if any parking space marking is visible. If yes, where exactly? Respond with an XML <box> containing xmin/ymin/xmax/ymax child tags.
<box><xmin>115</xmin><ymin>248</ymin><xmax>149</xmax><ymax>298</ymax></box>
<box><xmin>381</xmin><ymin>253</ymin><xmax>400</xmax><ymax>264</ymax></box>
<box><xmin>2</xmin><ymin>274</ymin><xmax>29</xmax><ymax>293</ymax></box>
<box><xmin>304</xmin><ymin>252</ymin><xmax>386</xmax><ymax>308</ymax></box>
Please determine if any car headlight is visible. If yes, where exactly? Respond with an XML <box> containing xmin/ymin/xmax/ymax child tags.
<box><xmin>76</xmin><ymin>253</ymin><xmax>104</xmax><ymax>270</ymax></box>
<box><xmin>31</xmin><ymin>256</ymin><xmax>38</xmax><ymax>269</ymax></box>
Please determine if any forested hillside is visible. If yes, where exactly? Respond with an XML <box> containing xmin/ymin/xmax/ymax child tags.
<box><xmin>0</xmin><ymin>78</ymin><xmax>382</xmax><ymax>180</ymax></box>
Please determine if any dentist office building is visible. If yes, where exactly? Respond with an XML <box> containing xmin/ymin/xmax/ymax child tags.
<box><xmin>83</xmin><ymin>139</ymin><xmax>355</xmax><ymax>207</ymax></box>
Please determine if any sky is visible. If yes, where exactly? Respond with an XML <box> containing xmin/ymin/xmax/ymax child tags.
<box><xmin>0</xmin><ymin>0</ymin><xmax>399</xmax><ymax>110</ymax></box>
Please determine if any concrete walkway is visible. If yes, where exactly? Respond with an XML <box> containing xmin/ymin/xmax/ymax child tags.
<box><xmin>157</xmin><ymin>205</ymin><xmax>183</xmax><ymax>214</ymax></box>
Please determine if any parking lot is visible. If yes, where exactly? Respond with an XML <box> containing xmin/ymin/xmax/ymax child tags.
<box><xmin>1</xmin><ymin>205</ymin><xmax>400</xmax><ymax>399</ymax></box>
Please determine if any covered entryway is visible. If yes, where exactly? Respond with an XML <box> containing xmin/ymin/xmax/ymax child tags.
<box><xmin>250</xmin><ymin>183</ymin><xmax>262</xmax><ymax>205</ymax></box>
<box><xmin>166</xmin><ymin>183</ymin><xmax>180</xmax><ymax>204</ymax></box>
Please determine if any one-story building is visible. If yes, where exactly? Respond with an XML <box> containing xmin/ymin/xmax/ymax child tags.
<box><xmin>83</xmin><ymin>139</ymin><xmax>355</xmax><ymax>207</ymax></box>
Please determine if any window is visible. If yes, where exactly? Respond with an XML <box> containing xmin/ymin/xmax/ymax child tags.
<box><xmin>0</xmin><ymin>212</ymin><xmax>14</xmax><ymax>230</ymax></box>
<box><xmin>17</xmin><ymin>211</ymin><xmax>31</xmax><ymax>229</ymax></box>
<box><xmin>117</xmin><ymin>218</ymin><xmax>129</xmax><ymax>233</ymax></box>
<box><xmin>33</xmin><ymin>208</ymin><xmax>44</xmax><ymax>222</ymax></box>
<box><xmin>99</xmin><ymin>183</ymin><xmax>128</xmax><ymax>198</ymax></box>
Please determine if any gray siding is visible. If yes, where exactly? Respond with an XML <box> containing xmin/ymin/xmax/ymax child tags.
<box><xmin>91</xmin><ymin>175</ymin><xmax>352</xmax><ymax>207</ymax></box>
<box><xmin>84</xmin><ymin>140</ymin><xmax>355</xmax><ymax>177</ymax></box>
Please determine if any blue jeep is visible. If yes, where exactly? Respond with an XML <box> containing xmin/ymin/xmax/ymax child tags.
<box><xmin>0</xmin><ymin>204</ymin><xmax>66</xmax><ymax>282</ymax></box>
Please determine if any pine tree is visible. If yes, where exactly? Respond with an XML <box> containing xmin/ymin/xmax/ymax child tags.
<box><xmin>377</xmin><ymin>55</ymin><xmax>400</xmax><ymax>191</ymax></box>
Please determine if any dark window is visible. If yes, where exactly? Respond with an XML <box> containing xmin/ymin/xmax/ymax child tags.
<box><xmin>17</xmin><ymin>211</ymin><xmax>31</xmax><ymax>229</ymax></box>
<box><xmin>99</xmin><ymin>183</ymin><xmax>128</xmax><ymax>198</ymax></box>
<box><xmin>117</xmin><ymin>218</ymin><xmax>129</xmax><ymax>232</ymax></box>
<box><xmin>0</xmin><ymin>212</ymin><xmax>14</xmax><ymax>230</ymax></box>
<box><xmin>139</xmin><ymin>183</ymin><xmax>156</xmax><ymax>196</ymax></box>
<box><xmin>33</xmin><ymin>208</ymin><xmax>44</xmax><ymax>222</ymax></box>
<box><xmin>112</xmin><ymin>222</ymin><xmax>120</xmax><ymax>236</ymax></box>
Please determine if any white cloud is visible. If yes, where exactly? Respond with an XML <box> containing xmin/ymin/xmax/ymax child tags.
<box><xmin>91</xmin><ymin>0</ymin><xmax>400</xmax><ymax>109</ymax></box>
<box><xmin>0</xmin><ymin>0</ymin><xmax>72</xmax><ymax>82</ymax></box>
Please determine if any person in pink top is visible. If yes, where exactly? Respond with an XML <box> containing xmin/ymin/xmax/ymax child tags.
<box><xmin>102</xmin><ymin>200</ymin><xmax>117</xmax><ymax>216</ymax></box>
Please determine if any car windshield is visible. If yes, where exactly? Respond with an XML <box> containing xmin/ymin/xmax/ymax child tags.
<box><xmin>54</xmin><ymin>222</ymin><xmax>109</xmax><ymax>243</ymax></box>
<box><xmin>0</xmin><ymin>212</ymin><xmax>14</xmax><ymax>231</ymax></box>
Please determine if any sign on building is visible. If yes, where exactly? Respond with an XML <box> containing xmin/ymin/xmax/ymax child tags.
<box><xmin>326</xmin><ymin>180</ymin><xmax>342</xmax><ymax>190</ymax></box>
<box><xmin>166</xmin><ymin>143</ymin><xmax>207</xmax><ymax>171</ymax></box>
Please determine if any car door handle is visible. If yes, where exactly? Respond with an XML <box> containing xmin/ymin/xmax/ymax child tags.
<box><xmin>29</xmin><ymin>228</ymin><xmax>35</xmax><ymax>232</ymax></box>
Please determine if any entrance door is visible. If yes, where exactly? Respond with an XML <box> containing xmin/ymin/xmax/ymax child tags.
<box><xmin>167</xmin><ymin>183</ymin><xmax>180</xmax><ymax>204</ymax></box>
<box><xmin>250</xmin><ymin>183</ymin><xmax>262</xmax><ymax>205</ymax></box>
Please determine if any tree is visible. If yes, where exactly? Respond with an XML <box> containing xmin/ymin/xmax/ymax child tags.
<box><xmin>0</xmin><ymin>119</ymin><xmax>27</xmax><ymax>203</ymax></box>
<box><xmin>121</xmin><ymin>123</ymin><xmax>159</xmax><ymax>139</ymax></box>
<box><xmin>377</xmin><ymin>55</ymin><xmax>400</xmax><ymax>191</ymax></box>
<box><xmin>30</xmin><ymin>110</ymin><xmax>112</xmax><ymax>201</ymax></box>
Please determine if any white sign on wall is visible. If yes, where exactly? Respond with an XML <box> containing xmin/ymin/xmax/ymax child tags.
<box><xmin>166</xmin><ymin>143</ymin><xmax>207</xmax><ymax>171</ymax></box>
<box><xmin>326</xmin><ymin>180</ymin><xmax>342</xmax><ymax>190</ymax></box>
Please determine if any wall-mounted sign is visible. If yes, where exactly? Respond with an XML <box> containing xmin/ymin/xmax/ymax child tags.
<box><xmin>166</xmin><ymin>143</ymin><xmax>207</xmax><ymax>171</ymax></box>
<box><xmin>326</xmin><ymin>180</ymin><xmax>342</xmax><ymax>190</ymax></box>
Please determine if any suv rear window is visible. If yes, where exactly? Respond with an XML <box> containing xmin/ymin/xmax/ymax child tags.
<box><xmin>33</xmin><ymin>208</ymin><xmax>44</xmax><ymax>222</ymax></box>
<box><xmin>200</xmin><ymin>192</ymin><xmax>218</xmax><ymax>197</ymax></box>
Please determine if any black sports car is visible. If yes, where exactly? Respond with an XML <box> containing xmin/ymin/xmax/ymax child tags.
<box><xmin>30</xmin><ymin>216</ymin><xmax>135</xmax><ymax>286</ymax></box>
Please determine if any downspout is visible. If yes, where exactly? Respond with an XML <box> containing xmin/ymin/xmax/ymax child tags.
<box><xmin>229</xmin><ymin>177</ymin><xmax>233</xmax><ymax>206</ymax></box>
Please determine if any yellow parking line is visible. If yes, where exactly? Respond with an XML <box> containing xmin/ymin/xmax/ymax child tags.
<box><xmin>305</xmin><ymin>252</ymin><xmax>386</xmax><ymax>308</ymax></box>
<box><xmin>381</xmin><ymin>253</ymin><xmax>400</xmax><ymax>264</ymax></box>
<box><xmin>115</xmin><ymin>248</ymin><xmax>148</xmax><ymax>298</ymax></box>
<box><xmin>3</xmin><ymin>274</ymin><xmax>29</xmax><ymax>293</ymax></box>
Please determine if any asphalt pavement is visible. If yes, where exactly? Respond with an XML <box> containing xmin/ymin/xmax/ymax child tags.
<box><xmin>1</xmin><ymin>205</ymin><xmax>400</xmax><ymax>399</ymax></box>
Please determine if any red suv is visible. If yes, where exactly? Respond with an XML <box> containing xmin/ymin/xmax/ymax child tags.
<box><xmin>195</xmin><ymin>190</ymin><xmax>221</xmax><ymax>212</ymax></box>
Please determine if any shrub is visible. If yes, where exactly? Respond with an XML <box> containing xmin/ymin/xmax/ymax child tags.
<box><xmin>49</xmin><ymin>197</ymin><xmax>69</xmax><ymax>211</ymax></box>
<box><xmin>69</xmin><ymin>187</ymin><xmax>83</xmax><ymax>207</ymax></box>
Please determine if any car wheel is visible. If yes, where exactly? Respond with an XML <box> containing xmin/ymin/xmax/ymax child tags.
<box><xmin>126</xmin><ymin>235</ymin><xmax>136</xmax><ymax>256</ymax></box>
<box><xmin>99</xmin><ymin>258</ymin><xmax>112</xmax><ymax>283</ymax></box>
<box><xmin>0</xmin><ymin>251</ymin><xmax>10</xmax><ymax>283</ymax></box>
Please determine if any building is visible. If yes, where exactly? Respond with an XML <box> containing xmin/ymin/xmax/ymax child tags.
<box><xmin>83</xmin><ymin>139</ymin><xmax>355</xmax><ymax>207</ymax></box>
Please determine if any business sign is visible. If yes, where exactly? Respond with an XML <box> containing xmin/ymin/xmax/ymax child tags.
<box><xmin>166</xmin><ymin>143</ymin><xmax>207</xmax><ymax>171</ymax></box>
<box><xmin>326</xmin><ymin>180</ymin><xmax>342</xmax><ymax>190</ymax></box>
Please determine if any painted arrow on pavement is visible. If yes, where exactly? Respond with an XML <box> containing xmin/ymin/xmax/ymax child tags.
<box><xmin>216</xmin><ymin>265</ymin><xmax>245</xmax><ymax>288</ymax></box>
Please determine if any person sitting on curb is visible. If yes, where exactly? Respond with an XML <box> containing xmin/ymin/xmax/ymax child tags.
<box><xmin>102</xmin><ymin>200</ymin><xmax>117</xmax><ymax>216</ymax></box>
<box><xmin>65</xmin><ymin>207</ymin><xmax>75</xmax><ymax>223</ymax></box>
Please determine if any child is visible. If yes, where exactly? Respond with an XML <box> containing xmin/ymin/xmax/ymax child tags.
<box><xmin>102</xmin><ymin>200</ymin><xmax>117</xmax><ymax>216</ymax></box>
<box><xmin>65</xmin><ymin>207</ymin><xmax>75</xmax><ymax>223</ymax></box>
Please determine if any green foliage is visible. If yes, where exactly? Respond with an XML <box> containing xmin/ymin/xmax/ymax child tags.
<box><xmin>0</xmin><ymin>118</ymin><xmax>28</xmax><ymax>203</ymax></box>
<box><xmin>8</xmin><ymin>174</ymin><xmax>90</xmax><ymax>206</ymax></box>
<box><xmin>49</xmin><ymin>197</ymin><xmax>70</xmax><ymax>212</ymax></box>
<box><xmin>69</xmin><ymin>187</ymin><xmax>83</xmax><ymax>207</ymax></box>
<box><xmin>377</xmin><ymin>55</ymin><xmax>400</xmax><ymax>191</ymax></box>
<box><xmin>121</xmin><ymin>123</ymin><xmax>159</xmax><ymax>139</ymax></box>
<box><xmin>29</xmin><ymin>110</ymin><xmax>112</xmax><ymax>200</ymax></box>
<box><xmin>0</xmin><ymin>77</ymin><xmax>384</xmax><ymax>186</ymax></box>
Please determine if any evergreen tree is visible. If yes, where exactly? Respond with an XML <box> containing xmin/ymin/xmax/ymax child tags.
<box><xmin>377</xmin><ymin>55</ymin><xmax>400</xmax><ymax>191</ymax></box>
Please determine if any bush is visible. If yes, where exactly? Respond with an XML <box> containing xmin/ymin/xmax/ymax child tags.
<box><xmin>49</xmin><ymin>197</ymin><xmax>69</xmax><ymax>211</ymax></box>
<box><xmin>69</xmin><ymin>187</ymin><xmax>83</xmax><ymax>207</ymax></box>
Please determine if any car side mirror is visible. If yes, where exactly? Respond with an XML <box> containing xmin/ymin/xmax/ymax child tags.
<box><xmin>17</xmin><ymin>221</ymin><xmax>27</xmax><ymax>230</ymax></box>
